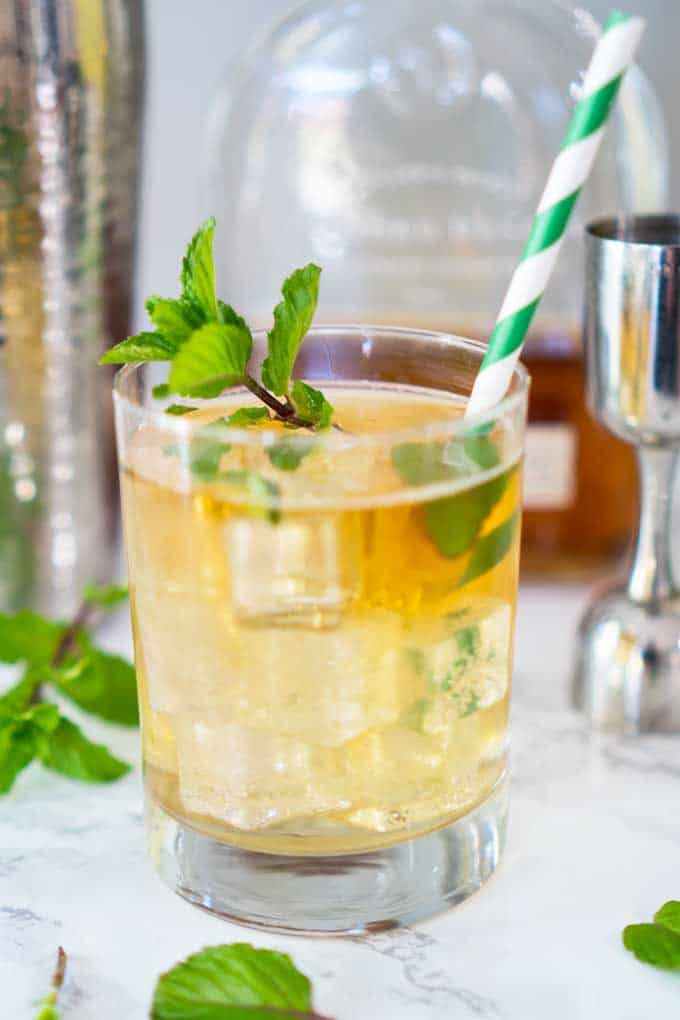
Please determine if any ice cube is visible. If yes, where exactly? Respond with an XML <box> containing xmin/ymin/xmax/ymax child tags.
<box><xmin>227</xmin><ymin>611</ymin><xmax>408</xmax><ymax>746</ymax></box>
<box><xmin>176</xmin><ymin>718</ymin><xmax>348</xmax><ymax>829</ymax></box>
<box><xmin>133</xmin><ymin>587</ymin><xmax>239</xmax><ymax>714</ymax></box>
<box><xmin>224</xmin><ymin>512</ymin><xmax>361</xmax><ymax>625</ymax></box>
<box><xmin>341</xmin><ymin>725</ymin><xmax>453</xmax><ymax>831</ymax></box>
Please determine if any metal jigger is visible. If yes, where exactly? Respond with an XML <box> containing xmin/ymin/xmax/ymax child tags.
<box><xmin>573</xmin><ymin>215</ymin><xmax>680</xmax><ymax>734</ymax></box>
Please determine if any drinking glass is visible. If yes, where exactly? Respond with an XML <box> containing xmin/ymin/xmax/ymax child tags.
<box><xmin>114</xmin><ymin>326</ymin><xmax>528</xmax><ymax>933</ymax></box>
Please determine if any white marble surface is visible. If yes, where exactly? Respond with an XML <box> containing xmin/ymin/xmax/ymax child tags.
<box><xmin>3</xmin><ymin>584</ymin><xmax>680</xmax><ymax>1018</ymax></box>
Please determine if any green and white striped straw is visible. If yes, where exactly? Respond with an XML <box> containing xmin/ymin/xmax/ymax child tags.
<box><xmin>465</xmin><ymin>10</ymin><xmax>645</xmax><ymax>419</ymax></box>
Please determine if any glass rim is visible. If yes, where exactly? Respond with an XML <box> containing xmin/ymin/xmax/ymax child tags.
<box><xmin>113</xmin><ymin>325</ymin><xmax>530</xmax><ymax>450</ymax></box>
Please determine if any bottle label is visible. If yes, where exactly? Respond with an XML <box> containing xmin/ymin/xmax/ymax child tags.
<box><xmin>523</xmin><ymin>424</ymin><xmax>577</xmax><ymax>510</ymax></box>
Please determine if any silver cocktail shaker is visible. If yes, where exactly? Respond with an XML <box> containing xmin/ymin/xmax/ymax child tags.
<box><xmin>0</xmin><ymin>0</ymin><xmax>145</xmax><ymax>615</ymax></box>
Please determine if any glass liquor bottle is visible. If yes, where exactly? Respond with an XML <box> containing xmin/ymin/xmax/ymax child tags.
<box><xmin>205</xmin><ymin>0</ymin><xmax>667</xmax><ymax>577</ymax></box>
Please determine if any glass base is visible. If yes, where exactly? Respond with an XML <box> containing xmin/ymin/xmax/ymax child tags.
<box><xmin>146</xmin><ymin>775</ymin><xmax>508</xmax><ymax>935</ymax></box>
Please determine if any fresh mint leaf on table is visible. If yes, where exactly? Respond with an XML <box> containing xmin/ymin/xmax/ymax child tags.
<box><xmin>623</xmin><ymin>900</ymin><xmax>680</xmax><ymax>970</ymax></box>
<box><xmin>151</xmin><ymin>943</ymin><xmax>334</xmax><ymax>1020</ymax></box>
<box><xmin>0</xmin><ymin>584</ymin><xmax>136</xmax><ymax>794</ymax></box>
<box><xmin>34</xmin><ymin>947</ymin><xmax>67</xmax><ymax>1020</ymax></box>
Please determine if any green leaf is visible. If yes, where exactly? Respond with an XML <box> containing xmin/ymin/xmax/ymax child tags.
<box><xmin>147</xmin><ymin>295</ymin><xmax>204</xmax><ymax>345</ymax></box>
<box><xmin>654</xmin><ymin>901</ymin><xmax>680</xmax><ymax>935</ymax></box>
<box><xmin>623</xmin><ymin>923</ymin><xmax>680</xmax><ymax>970</ymax></box>
<box><xmin>391</xmin><ymin>442</ymin><xmax>459</xmax><ymax>486</ymax></box>
<box><xmin>53</xmin><ymin>648</ymin><xmax>139</xmax><ymax>727</ymax></box>
<box><xmin>153</xmin><ymin>384</ymin><xmax>172</xmax><ymax>399</ymax></box>
<box><xmin>189</xmin><ymin>437</ymin><xmax>232</xmax><ymax>482</ymax></box>
<box><xmin>220</xmin><ymin>407</ymin><xmax>269</xmax><ymax>427</ymax></box>
<box><xmin>82</xmin><ymin>582</ymin><xmax>129</xmax><ymax>609</ymax></box>
<box><xmin>391</xmin><ymin>436</ymin><xmax>501</xmax><ymax>487</ymax></box>
<box><xmin>168</xmin><ymin>323</ymin><xmax>252</xmax><ymax>398</ymax></box>
<box><xmin>223</xmin><ymin>471</ymin><xmax>281</xmax><ymax>523</ymax></box>
<box><xmin>0</xmin><ymin>718</ymin><xmax>38</xmax><ymax>793</ymax></box>
<box><xmin>166</xmin><ymin>404</ymin><xmax>198</xmax><ymax>416</ymax></box>
<box><xmin>99</xmin><ymin>332</ymin><xmax>178</xmax><ymax>365</ymax></box>
<box><xmin>217</xmin><ymin>301</ymin><xmax>249</xmax><ymax>333</ymax></box>
<box><xmin>0</xmin><ymin>611</ymin><xmax>62</xmax><ymax>666</ymax></box>
<box><xmin>261</xmin><ymin>264</ymin><xmax>321</xmax><ymax>396</ymax></box>
<box><xmin>181</xmin><ymin>218</ymin><xmax>218</xmax><ymax>321</ymax></box>
<box><xmin>459</xmin><ymin>512</ymin><xmax>518</xmax><ymax>586</ymax></box>
<box><xmin>267</xmin><ymin>441</ymin><xmax>314</xmax><ymax>472</ymax></box>
<box><xmin>290</xmin><ymin>380</ymin><xmax>333</xmax><ymax>428</ymax></box>
<box><xmin>34</xmin><ymin>996</ymin><xmax>59</xmax><ymax>1020</ymax></box>
<box><xmin>463</xmin><ymin>436</ymin><xmax>501</xmax><ymax>470</ymax></box>
<box><xmin>151</xmin><ymin>943</ymin><xmax>313</xmax><ymax>1020</ymax></box>
<box><xmin>41</xmin><ymin>717</ymin><xmax>130</xmax><ymax>783</ymax></box>
<box><xmin>0</xmin><ymin>703</ymin><xmax>59</xmax><ymax>794</ymax></box>
<box><xmin>423</xmin><ymin>470</ymin><xmax>510</xmax><ymax>558</ymax></box>
<box><xmin>0</xmin><ymin>671</ymin><xmax>41</xmax><ymax>716</ymax></box>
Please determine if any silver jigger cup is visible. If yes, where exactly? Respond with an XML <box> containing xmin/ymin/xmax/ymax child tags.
<box><xmin>573</xmin><ymin>214</ymin><xmax>680</xmax><ymax>734</ymax></box>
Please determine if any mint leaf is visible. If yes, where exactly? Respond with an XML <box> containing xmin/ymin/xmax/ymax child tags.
<box><xmin>290</xmin><ymin>380</ymin><xmax>333</xmax><ymax>428</ymax></box>
<box><xmin>0</xmin><ymin>703</ymin><xmax>60</xmax><ymax>794</ymax></box>
<box><xmin>181</xmin><ymin>217</ymin><xmax>218</xmax><ymax>321</ymax></box>
<box><xmin>459</xmin><ymin>512</ymin><xmax>518</xmax><ymax>586</ymax></box>
<box><xmin>261</xmin><ymin>264</ymin><xmax>321</xmax><ymax>396</ymax></box>
<box><xmin>41</xmin><ymin>717</ymin><xmax>129</xmax><ymax>783</ymax></box>
<box><xmin>53</xmin><ymin>648</ymin><xmax>139</xmax><ymax>727</ymax></box>
<box><xmin>168</xmin><ymin>323</ymin><xmax>252</xmax><ymax>398</ymax></box>
<box><xmin>99</xmin><ymin>332</ymin><xmax>178</xmax><ymax>365</ymax></box>
<box><xmin>423</xmin><ymin>469</ymin><xmax>510</xmax><ymax>558</ymax></box>
<box><xmin>267</xmin><ymin>440</ymin><xmax>314</xmax><ymax>472</ymax></box>
<box><xmin>223</xmin><ymin>471</ymin><xmax>281</xmax><ymax>523</ymax></box>
<box><xmin>391</xmin><ymin>442</ymin><xmax>460</xmax><ymax>485</ymax></box>
<box><xmin>147</xmin><ymin>295</ymin><xmax>203</xmax><ymax>345</ymax></box>
<box><xmin>392</xmin><ymin>436</ymin><xmax>500</xmax><ymax>487</ymax></box>
<box><xmin>221</xmin><ymin>407</ymin><xmax>269</xmax><ymax>427</ymax></box>
<box><xmin>0</xmin><ymin>718</ymin><xmax>38</xmax><ymax>793</ymax></box>
<box><xmin>623</xmin><ymin>923</ymin><xmax>680</xmax><ymax>970</ymax></box>
<box><xmin>82</xmin><ymin>582</ymin><xmax>129</xmax><ymax>609</ymax></box>
<box><xmin>463</xmin><ymin>436</ymin><xmax>501</xmax><ymax>470</ymax></box>
<box><xmin>34</xmin><ymin>947</ymin><xmax>66</xmax><ymax>1020</ymax></box>
<box><xmin>217</xmin><ymin>301</ymin><xmax>249</xmax><ymax>333</ymax></box>
<box><xmin>166</xmin><ymin>404</ymin><xmax>198</xmax><ymax>416</ymax></box>
<box><xmin>0</xmin><ymin>611</ymin><xmax>62</xmax><ymax>666</ymax></box>
<box><xmin>151</xmin><ymin>943</ymin><xmax>314</xmax><ymax>1020</ymax></box>
<box><xmin>153</xmin><ymin>384</ymin><xmax>172</xmax><ymax>399</ymax></box>
<box><xmin>0</xmin><ymin>671</ymin><xmax>41</xmax><ymax>716</ymax></box>
<box><xmin>189</xmin><ymin>437</ymin><xmax>232</xmax><ymax>482</ymax></box>
<box><xmin>654</xmin><ymin>901</ymin><xmax>680</xmax><ymax>935</ymax></box>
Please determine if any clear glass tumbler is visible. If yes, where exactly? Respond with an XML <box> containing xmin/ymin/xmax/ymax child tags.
<box><xmin>114</xmin><ymin>326</ymin><xmax>528</xmax><ymax>933</ymax></box>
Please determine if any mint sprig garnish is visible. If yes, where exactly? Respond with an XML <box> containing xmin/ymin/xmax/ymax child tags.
<box><xmin>100</xmin><ymin>218</ymin><xmax>334</xmax><ymax>432</ymax></box>
<box><xmin>151</xmin><ymin>943</ymin><xmax>334</xmax><ymax>1020</ymax></box>
<box><xmin>0</xmin><ymin>584</ymin><xmax>137</xmax><ymax>794</ymax></box>
<box><xmin>624</xmin><ymin>900</ymin><xmax>680</xmax><ymax>969</ymax></box>
<box><xmin>261</xmin><ymin>264</ymin><xmax>321</xmax><ymax>395</ymax></box>
<box><xmin>34</xmin><ymin>947</ymin><xmax>67</xmax><ymax>1020</ymax></box>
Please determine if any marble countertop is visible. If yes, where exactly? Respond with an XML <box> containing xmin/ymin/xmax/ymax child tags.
<box><xmin>4</xmin><ymin>583</ymin><xmax>680</xmax><ymax>1019</ymax></box>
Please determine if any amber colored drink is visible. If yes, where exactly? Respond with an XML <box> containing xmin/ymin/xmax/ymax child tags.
<box><xmin>121</xmin><ymin>384</ymin><xmax>521</xmax><ymax>856</ymax></box>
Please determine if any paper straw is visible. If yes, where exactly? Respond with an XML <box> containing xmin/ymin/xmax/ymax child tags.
<box><xmin>465</xmin><ymin>10</ymin><xmax>645</xmax><ymax>419</ymax></box>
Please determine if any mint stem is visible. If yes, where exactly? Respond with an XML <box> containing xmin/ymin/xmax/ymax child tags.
<box><xmin>243</xmin><ymin>375</ymin><xmax>313</xmax><ymax>428</ymax></box>
<box><xmin>30</xmin><ymin>599</ymin><xmax>99</xmax><ymax>707</ymax></box>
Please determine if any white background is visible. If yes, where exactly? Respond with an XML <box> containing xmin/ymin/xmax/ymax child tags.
<box><xmin>137</xmin><ymin>0</ymin><xmax>680</xmax><ymax>320</ymax></box>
